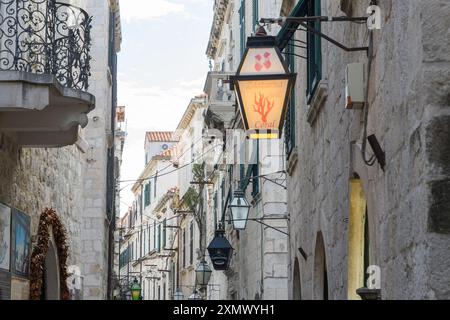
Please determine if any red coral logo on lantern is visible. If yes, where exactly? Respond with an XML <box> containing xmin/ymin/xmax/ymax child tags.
<box><xmin>254</xmin><ymin>52</ymin><xmax>272</xmax><ymax>72</ymax></box>
<box><xmin>253</xmin><ymin>93</ymin><xmax>274</xmax><ymax>124</ymax></box>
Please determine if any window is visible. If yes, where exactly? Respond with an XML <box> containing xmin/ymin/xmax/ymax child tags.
<box><xmin>144</xmin><ymin>183</ymin><xmax>151</xmax><ymax>207</ymax></box>
<box><xmin>108</xmin><ymin>11</ymin><xmax>114</xmax><ymax>70</ymax></box>
<box><xmin>285</xmin><ymin>39</ymin><xmax>296</xmax><ymax>157</ymax></box>
<box><xmin>214</xmin><ymin>192</ymin><xmax>218</xmax><ymax>230</ymax></box>
<box><xmin>163</xmin><ymin>283</ymin><xmax>166</xmax><ymax>300</ymax></box>
<box><xmin>241</xmin><ymin>141</ymin><xmax>260</xmax><ymax>198</ymax></box>
<box><xmin>313</xmin><ymin>232</ymin><xmax>328</xmax><ymax>300</ymax></box>
<box><xmin>239</xmin><ymin>0</ymin><xmax>246</xmax><ymax>57</ymax></box>
<box><xmin>347</xmin><ymin>178</ymin><xmax>368</xmax><ymax>300</ymax></box>
<box><xmin>143</xmin><ymin>228</ymin><xmax>146</xmax><ymax>255</ymax></box>
<box><xmin>251</xmin><ymin>141</ymin><xmax>260</xmax><ymax>197</ymax></box>
<box><xmin>148</xmin><ymin>225</ymin><xmax>152</xmax><ymax>252</ymax></box>
<box><xmin>252</xmin><ymin>0</ymin><xmax>259</xmax><ymax>32</ymax></box>
<box><xmin>182</xmin><ymin>228</ymin><xmax>186</xmax><ymax>268</ymax></box>
<box><xmin>157</xmin><ymin>224</ymin><xmax>161</xmax><ymax>252</ymax></box>
<box><xmin>189</xmin><ymin>222</ymin><xmax>194</xmax><ymax>265</ymax></box>
<box><xmin>307</xmin><ymin>0</ymin><xmax>322</xmax><ymax>101</ymax></box>
<box><xmin>153</xmin><ymin>222</ymin><xmax>156</xmax><ymax>251</ymax></box>
<box><xmin>162</xmin><ymin>219</ymin><xmax>167</xmax><ymax>249</ymax></box>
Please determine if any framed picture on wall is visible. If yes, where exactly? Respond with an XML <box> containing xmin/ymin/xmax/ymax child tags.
<box><xmin>0</xmin><ymin>203</ymin><xmax>11</xmax><ymax>272</ymax></box>
<box><xmin>11</xmin><ymin>209</ymin><xmax>30</xmax><ymax>279</ymax></box>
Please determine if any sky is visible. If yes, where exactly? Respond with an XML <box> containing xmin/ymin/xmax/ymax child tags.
<box><xmin>118</xmin><ymin>0</ymin><xmax>213</xmax><ymax>216</ymax></box>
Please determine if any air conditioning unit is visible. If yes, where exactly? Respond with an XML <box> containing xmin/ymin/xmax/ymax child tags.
<box><xmin>345</xmin><ymin>63</ymin><xmax>365</xmax><ymax>109</ymax></box>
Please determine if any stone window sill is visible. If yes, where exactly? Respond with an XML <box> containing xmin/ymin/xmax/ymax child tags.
<box><xmin>287</xmin><ymin>147</ymin><xmax>299</xmax><ymax>176</ymax></box>
<box><xmin>307</xmin><ymin>80</ymin><xmax>329</xmax><ymax>126</ymax></box>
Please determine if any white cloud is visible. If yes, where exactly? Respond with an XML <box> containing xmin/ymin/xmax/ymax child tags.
<box><xmin>177</xmin><ymin>77</ymin><xmax>206</xmax><ymax>88</ymax></box>
<box><xmin>120</xmin><ymin>0</ymin><xmax>185</xmax><ymax>22</ymax></box>
<box><xmin>117</xmin><ymin>77</ymin><xmax>205</xmax><ymax>215</ymax></box>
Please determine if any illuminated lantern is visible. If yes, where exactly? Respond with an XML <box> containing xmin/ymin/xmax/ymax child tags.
<box><xmin>130</xmin><ymin>278</ymin><xmax>142</xmax><ymax>301</ymax></box>
<box><xmin>232</xmin><ymin>26</ymin><xmax>296</xmax><ymax>139</ymax></box>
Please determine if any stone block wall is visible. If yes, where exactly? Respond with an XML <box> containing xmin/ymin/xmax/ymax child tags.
<box><xmin>0</xmin><ymin>132</ymin><xmax>85</xmax><ymax>285</ymax></box>
<box><xmin>79</xmin><ymin>0</ymin><xmax>114</xmax><ymax>300</ymax></box>
<box><xmin>287</xmin><ymin>0</ymin><xmax>450</xmax><ymax>300</ymax></box>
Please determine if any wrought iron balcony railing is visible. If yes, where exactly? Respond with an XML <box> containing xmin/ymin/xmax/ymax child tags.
<box><xmin>0</xmin><ymin>0</ymin><xmax>92</xmax><ymax>91</ymax></box>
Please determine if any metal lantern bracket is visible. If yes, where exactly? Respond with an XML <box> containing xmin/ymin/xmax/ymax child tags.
<box><xmin>226</xmin><ymin>217</ymin><xmax>290</xmax><ymax>236</ymax></box>
<box><xmin>260</xmin><ymin>15</ymin><xmax>370</xmax><ymax>54</ymax></box>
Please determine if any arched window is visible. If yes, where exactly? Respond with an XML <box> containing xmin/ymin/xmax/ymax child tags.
<box><xmin>41</xmin><ymin>239</ymin><xmax>60</xmax><ymax>300</ymax></box>
<box><xmin>293</xmin><ymin>257</ymin><xmax>302</xmax><ymax>300</ymax></box>
<box><xmin>313</xmin><ymin>232</ymin><xmax>328</xmax><ymax>300</ymax></box>
<box><xmin>347</xmin><ymin>176</ymin><xmax>370</xmax><ymax>299</ymax></box>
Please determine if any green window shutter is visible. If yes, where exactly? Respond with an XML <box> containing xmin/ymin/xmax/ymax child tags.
<box><xmin>148</xmin><ymin>225</ymin><xmax>152</xmax><ymax>251</ymax></box>
<box><xmin>183</xmin><ymin>229</ymin><xmax>186</xmax><ymax>268</ymax></box>
<box><xmin>252</xmin><ymin>0</ymin><xmax>259</xmax><ymax>31</ymax></box>
<box><xmin>239</xmin><ymin>0</ymin><xmax>246</xmax><ymax>57</ymax></box>
<box><xmin>189</xmin><ymin>222</ymin><xmax>194</xmax><ymax>265</ymax></box>
<box><xmin>162</xmin><ymin>219</ymin><xmax>166</xmax><ymax>249</ymax></box>
<box><xmin>307</xmin><ymin>0</ymin><xmax>322</xmax><ymax>101</ymax></box>
<box><xmin>149</xmin><ymin>182</ymin><xmax>152</xmax><ymax>204</ymax></box>
<box><xmin>252</xmin><ymin>141</ymin><xmax>260</xmax><ymax>197</ymax></box>
<box><xmin>144</xmin><ymin>184</ymin><xmax>149</xmax><ymax>207</ymax></box>
<box><xmin>285</xmin><ymin>39</ymin><xmax>296</xmax><ymax>156</ymax></box>
<box><xmin>158</xmin><ymin>224</ymin><xmax>161</xmax><ymax>252</ymax></box>
<box><xmin>153</xmin><ymin>222</ymin><xmax>156</xmax><ymax>251</ymax></box>
<box><xmin>214</xmin><ymin>192</ymin><xmax>218</xmax><ymax>230</ymax></box>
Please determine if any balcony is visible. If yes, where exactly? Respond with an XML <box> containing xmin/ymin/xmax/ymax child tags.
<box><xmin>0</xmin><ymin>0</ymin><xmax>95</xmax><ymax>147</ymax></box>
<box><xmin>203</xmin><ymin>71</ymin><xmax>235</xmax><ymax>130</ymax></box>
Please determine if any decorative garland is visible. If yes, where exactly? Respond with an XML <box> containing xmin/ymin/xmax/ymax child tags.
<box><xmin>30</xmin><ymin>208</ymin><xmax>70</xmax><ymax>300</ymax></box>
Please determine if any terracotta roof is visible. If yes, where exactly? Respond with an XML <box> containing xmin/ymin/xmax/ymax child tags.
<box><xmin>145</xmin><ymin>131</ymin><xmax>177</xmax><ymax>142</ymax></box>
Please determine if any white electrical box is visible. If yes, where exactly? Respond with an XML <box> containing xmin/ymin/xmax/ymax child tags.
<box><xmin>345</xmin><ymin>63</ymin><xmax>365</xmax><ymax>109</ymax></box>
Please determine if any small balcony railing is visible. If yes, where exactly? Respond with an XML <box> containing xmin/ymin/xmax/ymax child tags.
<box><xmin>0</xmin><ymin>0</ymin><xmax>92</xmax><ymax>91</ymax></box>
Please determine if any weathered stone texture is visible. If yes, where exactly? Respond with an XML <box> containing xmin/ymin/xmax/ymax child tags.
<box><xmin>0</xmin><ymin>133</ymin><xmax>84</xmax><ymax>271</ymax></box>
<box><xmin>287</xmin><ymin>0</ymin><xmax>450</xmax><ymax>300</ymax></box>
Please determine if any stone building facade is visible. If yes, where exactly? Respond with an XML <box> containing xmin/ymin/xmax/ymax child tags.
<box><xmin>0</xmin><ymin>0</ymin><xmax>122</xmax><ymax>300</ymax></box>
<box><xmin>204</xmin><ymin>0</ymin><xmax>290</xmax><ymax>300</ymax></box>
<box><xmin>281</xmin><ymin>0</ymin><xmax>450</xmax><ymax>300</ymax></box>
<box><xmin>118</xmin><ymin>132</ymin><xmax>179</xmax><ymax>300</ymax></box>
<box><xmin>79</xmin><ymin>0</ymin><xmax>122</xmax><ymax>300</ymax></box>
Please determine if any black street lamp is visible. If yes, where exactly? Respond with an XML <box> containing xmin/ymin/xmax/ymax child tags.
<box><xmin>195</xmin><ymin>259</ymin><xmax>212</xmax><ymax>287</ymax></box>
<box><xmin>207</xmin><ymin>229</ymin><xmax>234</xmax><ymax>271</ymax></box>
<box><xmin>228</xmin><ymin>189</ymin><xmax>251</xmax><ymax>230</ymax></box>
<box><xmin>231</xmin><ymin>26</ymin><xmax>296</xmax><ymax>140</ymax></box>
<box><xmin>130</xmin><ymin>277</ymin><xmax>142</xmax><ymax>301</ymax></box>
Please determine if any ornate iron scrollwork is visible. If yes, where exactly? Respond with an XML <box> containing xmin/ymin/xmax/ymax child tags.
<box><xmin>0</xmin><ymin>0</ymin><xmax>92</xmax><ymax>90</ymax></box>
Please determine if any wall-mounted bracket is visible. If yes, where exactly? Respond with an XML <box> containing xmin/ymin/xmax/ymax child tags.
<box><xmin>261</xmin><ymin>15</ymin><xmax>370</xmax><ymax>54</ymax></box>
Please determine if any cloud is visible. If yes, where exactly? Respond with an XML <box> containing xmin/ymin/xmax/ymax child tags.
<box><xmin>177</xmin><ymin>77</ymin><xmax>206</xmax><ymax>89</ymax></box>
<box><xmin>120</xmin><ymin>0</ymin><xmax>185</xmax><ymax>22</ymax></box>
<box><xmin>117</xmin><ymin>77</ymin><xmax>205</xmax><ymax>215</ymax></box>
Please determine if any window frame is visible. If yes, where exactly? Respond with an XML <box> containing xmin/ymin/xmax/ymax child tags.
<box><xmin>306</xmin><ymin>0</ymin><xmax>322</xmax><ymax>103</ymax></box>
<box><xmin>239</xmin><ymin>0</ymin><xmax>246</xmax><ymax>58</ymax></box>
<box><xmin>189</xmin><ymin>221</ymin><xmax>194</xmax><ymax>265</ymax></box>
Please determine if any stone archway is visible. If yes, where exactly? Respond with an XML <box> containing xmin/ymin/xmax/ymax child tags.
<box><xmin>41</xmin><ymin>232</ymin><xmax>61</xmax><ymax>300</ymax></box>
<box><xmin>30</xmin><ymin>208</ymin><xmax>70</xmax><ymax>300</ymax></box>
<box><xmin>292</xmin><ymin>257</ymin><xmax>302</xmax><ymax>300</ymax></box>
<box><xmin>313</xmin><ymin>232</ymin><xmax>328</xmax><ymax>300</ymax></box>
